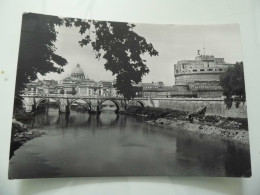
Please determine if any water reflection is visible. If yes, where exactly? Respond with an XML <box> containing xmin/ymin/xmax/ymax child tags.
<box><xmin>27</xmin><ymin>109</ymin><xmax>121</xmax><ymax>128</ymax></box>
<box><xmin>10</xmin><ymin>108</ymin><xmax>251</xmax><ymax>178</ymax></box>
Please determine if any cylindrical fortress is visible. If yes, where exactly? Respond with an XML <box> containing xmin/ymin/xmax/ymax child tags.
<box><xmin>175</xmin><ymin>71</ymin><xmax>224</xmax><ymax>84</ymax></box>
<box><xmin>174</xmin><ymin>54</ymin><xmax>233</xmax><ymax>85</ymax></box>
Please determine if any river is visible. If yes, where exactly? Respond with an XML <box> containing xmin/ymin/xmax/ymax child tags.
<box><xmin>9</xmin><ymin>108</ymin><xmax>251</xmax><ymax>178</ymax></box>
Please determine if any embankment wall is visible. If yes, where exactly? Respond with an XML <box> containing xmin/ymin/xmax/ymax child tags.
<box><xmin>145</xmin><ymin>98</ymin><xmax>247</xmax><ymax>118</ymax></box>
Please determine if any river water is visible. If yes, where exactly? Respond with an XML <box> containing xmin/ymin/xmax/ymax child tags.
<box><xmin>9</xmin><ymin>108</ymin><xmax>251</xmax><ymax>178</ymax></box>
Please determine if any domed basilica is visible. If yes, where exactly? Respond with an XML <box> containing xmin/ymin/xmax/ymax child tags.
<box><xmin>62</xmin><ymin>63</ymin><xmax>91</xmax><ymax>83</ymax></box>
<box><xmin>25</xmin><ymin>63</ymin><xmax>117</xmax><ymax>97</ymax></box>
<box><xmin>70</xmin><ymin>64</ymin><xmax>87</xmax><ymax>80</ymax></box>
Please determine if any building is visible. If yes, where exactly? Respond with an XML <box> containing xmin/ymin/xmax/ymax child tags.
<box><xmin>25</xmin><ymin>80</ymin><xmax>59</xmax><ymax>94</ymax></box>
<box><xmin>138</xmin><ymin>82</ymin><xmax>196</xmax><ymax>98</ymax></box>
<box><xmin>59</xmin><ymin>64</ymin><xmax>104</xmax><ymax>95</ymax></box>
<box><xmin>174</xmin><ymin>51</ymin><xmax>233</xmax><ymax>85</ymax></box>
<box><xmin>99</xmin><ymin>80</ymin><xmax>118</xmax><ymax>97</ymax></box>
<box><xmin>24</xmin><ymin>51</ymin><xmax>233</xmax><ymax>99</ymax></box>
<box><xmin>24</xmin><ymin>63</ymin><xmax>118</xmax><ymax>97</ymax></box>
<box><xmin>172</xmin><ymin>51</ymin><xmax>234</xmax><ymax>98</ymax></box>
<box><xmin>187</xmin><ymin>81</ymin><xmax>224</xmax><ymax>98</ymax></box>
<box><xmin>137</xmin><ymin>82</ymin><xmax>173</xmax><ymax>98</ymax></box>
<box><xmin>136</xmin><ymin>51</ymin><xmax>234</xmax><ymax>98</ymax></box>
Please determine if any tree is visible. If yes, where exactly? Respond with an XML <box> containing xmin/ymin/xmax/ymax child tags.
<box><xmin>14</xmin><ymin>13</ymin><xmax>158</xmax><ymax>110</ymax></box>
<box><xmin>220</xmin><ymin>62</ymin><xmax>246</xmax><ymax>98</ymax></box>
<box><xmin>64</xmin><ymin>19</ymin><xmax>159</xmax><ymax>99</ymax></box>
<box><xmin>14</xmin><ymin>13</ymin><xmax>67</xmax><ymax>109</ymax></box>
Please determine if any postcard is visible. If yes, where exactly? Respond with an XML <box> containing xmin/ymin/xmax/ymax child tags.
<box><xmin>9</xmin><ymin>13</ymin><xmax>251</xmax><ymax>179</ymax></box>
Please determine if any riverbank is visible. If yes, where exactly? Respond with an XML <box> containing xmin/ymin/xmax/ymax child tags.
<box><xmin>126</xmin><ymin>106</ymin><xmax>249</xmax><ymax>144</ymax></box>
<box><xmin>10</xmin><ymin>119</ymin><xmax>46</xmax><ymax>159</ymax></box>
<box><xmin>147</xmin><ymin>118</ymin><xmax>249</xmax><ymax>144</ymax></box>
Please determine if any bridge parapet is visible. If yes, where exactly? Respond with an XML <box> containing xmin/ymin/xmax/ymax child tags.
<box><xmin>22</xmin><ymin>94</ymin><xmax>127</xmax><ymax>100</ymax></box>
<box><xmin>22</xmin><ymin>94</ymin><xmax>142</xmax><ymax>113</ymax></box>
<box><xmin>20</xmin><ymin>93</ymin><xmax>246</xmax><ymax>118</ymax></box>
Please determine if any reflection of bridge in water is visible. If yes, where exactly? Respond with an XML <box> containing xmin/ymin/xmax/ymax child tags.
<box><xmin>22</xmin><ymin>94</ymin><xmax>154</xmax><ymax>114</ymax></box>
<box><xmin>30</xmin><ymin>109</ymin><xmax>123</xmax><ymax>129</ymax></box>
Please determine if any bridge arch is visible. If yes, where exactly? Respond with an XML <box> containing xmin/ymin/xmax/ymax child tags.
<box><xmin>35</xmin><ymin>98</ymin><xmax>61</xmax><ymax>110</ymax></box>
<box><xmin>69</xmin><ymin>99</ymin><xmax>92</xmax><ymax>110</ymax></box>
<box><xmin>127</xmin><ymin>100</ymin><xmax>145</xmax><ymax>108</ymax></box>
<box><xmin>99</xmin><ymin>99</ymin><xmax>120</xmax><ymax>112</ymax></box>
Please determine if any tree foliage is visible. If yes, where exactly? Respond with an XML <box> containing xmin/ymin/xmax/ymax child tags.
<box><xmin>15</xmin><ymin>13</ymin><xmax>158</xmax><ymax>111</ymax></box>
<box><xmin>64</xmin><ymin>19</ymin><xmax>159</xmax><ymax>99</ymax></box>
<box><xmin>15</xmin><ymin>13</ymin><xmax>67</xmax><ymax>108</ymax></box>
<box><xmin>220</xmin><ymin>62</ymin><xmax>246</xmax><ymax>98</ymax></box>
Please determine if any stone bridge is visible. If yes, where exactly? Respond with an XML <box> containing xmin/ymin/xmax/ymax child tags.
<box><xmin>21</xmin><ymin>94</ymin><xmax>155</xmax><ymax>113</ymax></box>
<box><xmin>21</xmin><ymin>94</ymin><xmax>247</xmax><ymax>118</ymax></box>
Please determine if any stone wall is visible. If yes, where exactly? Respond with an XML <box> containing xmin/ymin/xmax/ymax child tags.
<box><xmin>195</xmin><ymin>90</ymin><xmax>223</xmax><ymax>98</ymax></box>
<box><xmin>175</xmin><ymin>73</ymin><xmax>222</xmax><ymax>85</ymax></box>
<box><xmin>149</xmin><ymin>98</ymin><xmax>247</xmax><ymax>118</ymax></box>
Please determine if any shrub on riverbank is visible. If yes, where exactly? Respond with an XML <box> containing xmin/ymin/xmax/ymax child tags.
<box><xmin>204</xmin><ymin>115</ymin><xmax>248</xmax><ymax>130</ymax></box>
<box><xmin>10</xmin><ymin>120</ymin><xmax>45</xmax><ymax>159</ymax></box>
<box><xmin>11</xmin><ymin>122</ymin><xmax>27</xmax><ymax>141</ymax></box>
<box><xmin>13</xmin><ymin>109</ymin><xmax>33</xmax><ymax>122</ymax></box>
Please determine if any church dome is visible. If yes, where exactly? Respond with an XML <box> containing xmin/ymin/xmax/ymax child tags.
<box><xmin>70</xmin><ymin>64</ymin><xmax>85</xmax><ymax>79</ymax></box>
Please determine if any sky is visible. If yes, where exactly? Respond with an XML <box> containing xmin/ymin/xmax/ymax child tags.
<box><xmin>38</xmin><ymin>21</ymin><xmax>243</xmax><ymax>86</ymax></box>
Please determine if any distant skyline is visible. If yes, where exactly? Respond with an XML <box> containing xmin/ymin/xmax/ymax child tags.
<box><xmin>38</xmin><ymin>22</ymin><xmax>243</xmax><ymax>86</ymax></box>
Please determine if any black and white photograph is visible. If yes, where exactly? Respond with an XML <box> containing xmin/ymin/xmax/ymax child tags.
<box><xmin>9</xmin><ymin>12</ymin><xmax>251</xmax><ymax>179</ymax></box>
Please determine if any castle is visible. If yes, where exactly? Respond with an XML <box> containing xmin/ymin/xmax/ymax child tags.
<box><xmin>137</xmin><ymin>51</ymin><xmax>234</xmax><ymax>98</ymax></box>
<box><xmin>174</xmin><ymin>50</ymin><xmax>233</xmax><ymax>85</ymax></box>
<box><xmin>171</xmin><ymin>51</ymin><xmax>234</xmax><ymax>98</ymax></box>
